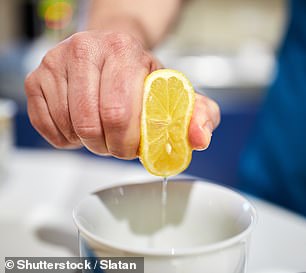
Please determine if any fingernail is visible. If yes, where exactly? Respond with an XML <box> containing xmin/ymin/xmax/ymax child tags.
<box><xmin>193</xmin><ymin>121</ymin><xmax>213</xmax><ymax>151</ymax></box>
<box><xmin>202</xmin><ymin>121</ymin><xmax>214</xmax><ymax>136</ymax></box>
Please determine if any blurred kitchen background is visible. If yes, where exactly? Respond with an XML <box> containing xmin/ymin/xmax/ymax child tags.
<box><xmin>3</xmin><ymin>3</ymin><xmax>306</xmax><ymax>271</ymax></box>
<box><xmin>0</xmin><ymin>0</ymin><xmax>287</xmax><ymax>186</ymax></box>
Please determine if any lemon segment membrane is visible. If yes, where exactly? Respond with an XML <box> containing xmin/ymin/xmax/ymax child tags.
<box><xmin>140</xmin><ymin>69</ymin><xmax>195</xmax><ymax>177</ymax></box>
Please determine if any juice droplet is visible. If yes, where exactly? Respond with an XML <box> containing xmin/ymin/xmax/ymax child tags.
<box><xmin>161</xmin><ymin>177</ymin><xmax>168</xmax><ymax>227</ymax></box>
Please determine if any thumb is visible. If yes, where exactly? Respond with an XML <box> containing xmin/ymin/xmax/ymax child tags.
<box><xmin>188</xmin><ymin>93</ymin><xmax>220</xmax><ymax>150</ymax></box>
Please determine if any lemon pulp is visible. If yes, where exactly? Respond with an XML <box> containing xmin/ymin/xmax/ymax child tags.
<box><xmin>139</xmin><ymin>69</ymin><xmax>195</xmax><ymax>177</ymax></box>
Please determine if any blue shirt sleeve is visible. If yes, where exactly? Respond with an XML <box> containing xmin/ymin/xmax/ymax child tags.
<box><xmin>239</xmin><ymin>0</ymin><xmax>306</xmax><ymax>216</ymax></box>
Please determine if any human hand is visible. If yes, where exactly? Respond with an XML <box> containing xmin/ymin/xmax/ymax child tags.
<box><xmin>25</xmin><ymin>31</ymin><xmax>220</xmax><ymax>159</ymax></box>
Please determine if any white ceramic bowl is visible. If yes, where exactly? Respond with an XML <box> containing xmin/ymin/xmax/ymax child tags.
<box><xmin>73</xmin><ymin>178</ymin><xmax>257</xmax><ymax>273</ymax></box>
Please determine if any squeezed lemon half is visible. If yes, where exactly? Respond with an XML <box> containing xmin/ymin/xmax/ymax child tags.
<box><xmin>139</xmin><ymin>69</ymin><xmax>195</xmax><ymax>176</ymax></box>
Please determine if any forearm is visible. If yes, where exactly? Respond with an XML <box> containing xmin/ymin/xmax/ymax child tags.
<box><xmin>86</xmin><ymin>0</ymin><xmax>183</xmax><ymax>48</ymax></box>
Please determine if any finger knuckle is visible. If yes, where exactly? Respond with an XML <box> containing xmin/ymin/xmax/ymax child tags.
<box><xmin>41</xmin><ymin>49</ymin><xmax>58</xmax><ymax>71</ymax></box>
<box><xmin>74</xmin><ymin>124</ymin><xmax>102</xmax><ymax>140</ymax></box>
<box><xmin>24</xmin><ymin>72</ymin><xmax>37</xmax><ymax>94</ymax></box>
<box><xmin>102</xmin><ymin>105</ymin><xmax>130</xmax><ymax>131</ymax></box>
<box><xmin>105</xmin><ymin>32</ymin><xmax>139</xmax><ymax>56</ymax></box>
<box><xmin>70</xmin><ymin>32</ymin><xmax>96</xmax><ymax>62</ymax></box>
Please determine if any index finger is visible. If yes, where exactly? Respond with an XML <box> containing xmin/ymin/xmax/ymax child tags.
<box><xmin>100</xmin><ymin>53</ymin><xmax>151</xmax><ymax>159</ymax></box>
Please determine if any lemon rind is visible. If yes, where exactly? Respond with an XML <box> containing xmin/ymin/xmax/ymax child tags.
<box><xmin>140</xmin><ymin>69</ymin><xmax>195</xmax><ymax>177</ymax></box>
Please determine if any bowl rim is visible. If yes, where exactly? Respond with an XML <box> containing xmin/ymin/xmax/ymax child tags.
<box><xmin>73</xmin><ymin>178</ymin><xmax>257</xmax><ymax>257</ymax></box>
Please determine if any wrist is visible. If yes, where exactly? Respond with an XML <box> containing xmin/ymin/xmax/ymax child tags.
<box><xmin>86</xmin><ymin>16</ymin><xmax>152</xmax><ymax>49</ymax></box>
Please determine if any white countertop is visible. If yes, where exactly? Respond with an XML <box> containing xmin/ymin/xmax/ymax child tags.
<box><xmin>0</xmin><ymin>149</ymin><xmax>305</xmax><ymax>272</ymax></box>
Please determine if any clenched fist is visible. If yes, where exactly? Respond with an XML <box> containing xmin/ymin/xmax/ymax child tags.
<box><xmin>25</xmin><ymin>31</ymin><xmax>220</xmax><ymax>159</ymax></box>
